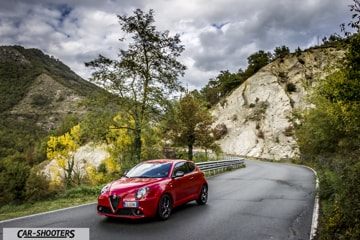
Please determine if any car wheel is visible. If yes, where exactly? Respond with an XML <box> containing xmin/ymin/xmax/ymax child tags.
<box><xmin>196</xmin><ymin>184</ymin><xmax>208</xmax><ymax>205</ymax></box>
<box><xmin>157</xmin><ymin>194</ymin><xmax>172</xmax><ymax>220</ymax></box>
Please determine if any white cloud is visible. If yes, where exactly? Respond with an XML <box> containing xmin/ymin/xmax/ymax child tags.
<box><xmin>0</xmin><ymin>0</ymin><xmax>354</xmax><ymax>89</ymax></box>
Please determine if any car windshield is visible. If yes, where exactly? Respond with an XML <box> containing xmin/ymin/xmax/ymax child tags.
<box><xmin>125</xmin><ymin>162</ymin><xmax>172</xmax><ymax>178</ymax></box>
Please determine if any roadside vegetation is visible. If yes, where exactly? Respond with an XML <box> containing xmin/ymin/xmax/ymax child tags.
<box><xmin>294</xmin><ymin>1</ymin><xmax>360</xmax><ymax>238</ymax></box>
<box><xmin>0</xmin><ymin>185</ymin><xmax>101</xmax><ymax>221</ymax></box>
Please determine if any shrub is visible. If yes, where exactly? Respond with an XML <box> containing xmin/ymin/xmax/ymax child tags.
<box><xmin>297</xmin><ymin>57</ymin><xmax>305</xmax><ymax>64</ymax></box>
<box><xmin>286</xmin><ymin>82</ymin><xmax>297</xmax><ymax>92</ymax></box>
<box><xmin>61</xmin><ymin>185</ymin><xmax>102</xmax><ymax>199</ymax></box>
<box><xmin>284</xmin><ymin>125</ymin><xmax>294</xmax><ymax>136</ymax></box>
<box><xmin>247</xmin><ymin>101</ymin><xmax>268</xmax><ymax>121</ymax></box>
<box><xmin>25</xmin><ymin>169</ymin><xmax>53</xmax><ymax>202</ymax></box>
<box><xmin>232</xmin><ymin>114</ymin><xmax>238</xmax><ymax>121</ymax></box>
<box><xmin>31</xmin><ymin>94</ymin><xmax>51</xmax><ymax>106</ymax></box>
<box><xmin>0</xmin><ymin>155</ymin><xmax>30</xmax><ymax>205</ymax></box>
<box><xmin>316</xmin><ymin>157</ymin><xmax>360</xmax><ymax>239</ymax></box>
<box><xmin>257</xmin><ymin>130</ymin><xmax>264</xmax><ymax>139</ymax></box>
<box><xmin>249</xmin><ymin>103</ymin><xmax>256</xmax><ymax>108</ymax></box>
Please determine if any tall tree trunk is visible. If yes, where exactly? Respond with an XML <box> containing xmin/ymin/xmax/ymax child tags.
<box><xmin>65</xmin><ymin>157</ymin><xmax>75</xmax><ymax>188</ymax></box>
<box><xmin>188</xmin><ymin>144</ymin><xmax>193</xmax><ymax>160</ymax></box>
<box><xmin>187</xmin><ymin>134</ymin><xmax>195</xmax><ymax>160</ymax></box>
<box><xmin>134</xmin><ymin>129</ymin><xmax>142</xmax><ymax>162</ymax></box>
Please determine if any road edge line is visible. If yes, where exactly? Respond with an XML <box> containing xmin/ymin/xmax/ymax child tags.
<box><xmin>306</xmin><ymin>166</ymin><xmax>319</xmax><ymax>240</ymax></box>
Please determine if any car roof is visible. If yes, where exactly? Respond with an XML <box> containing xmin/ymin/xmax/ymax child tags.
<box><xmin>143</xmin><ymin>159</ymin><xmax>190</xmax><ymax>164</ymax></box>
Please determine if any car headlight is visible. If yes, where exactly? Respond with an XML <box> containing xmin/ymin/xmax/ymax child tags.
<box><xmin>135</xmin><ymin>187</ymin><xmax>149</xmax><ymax>199</ymax></box>
<box><xmin>100</xmin><ymin>184</ymin><xmax>109</xmax><ymax>195</ymax></box>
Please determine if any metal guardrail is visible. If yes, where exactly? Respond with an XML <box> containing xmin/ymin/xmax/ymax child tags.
<box><xmin>196</xmin><ymin>158</ymin><xmax>245</xmax><ymax>174</ymax></box>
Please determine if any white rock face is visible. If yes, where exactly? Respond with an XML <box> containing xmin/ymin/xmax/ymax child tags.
<box><xmin>212</xmin><ymin>47</ymin><xmax>344</xmax><ymax>160</ymax></box>
<box><xmin>42</xmin><ymin>144</ymin><xmax>109</xmax><ymax>181</ymax></box>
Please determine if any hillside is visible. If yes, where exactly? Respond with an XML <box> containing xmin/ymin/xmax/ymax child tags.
<box><xmin>212</xmin><ymin>47</ymin><xmax>345</xmax><ymax>160</ymax></box>
<box><xmin>0</xmin><ymin>45</ymin><xmax>101</xmax><ymax>129</ymax></box>
<box><xmin>0</xmin><ymin>45</ymin><xmax>101</xmax><ymax>160</ymax></box>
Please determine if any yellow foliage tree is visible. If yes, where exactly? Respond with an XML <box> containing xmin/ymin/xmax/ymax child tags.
<box><xmin>106</xmin><ymin>114</ymin><xmax>134</xmax><ymax>171</ymax></box>
<box><xmin>85</xmin><ymin>164</ymin><xmax>106</xmax><ymax>186</ymax></box>
<box><xmin>47</xmin><ymin>124</ymin><xmax>81</xmax><ymax>188</ymax></box>
<box><xmin>85</xmin><ymin>114</ymin><xmax>132</xmax><ymax>185</ymax></box>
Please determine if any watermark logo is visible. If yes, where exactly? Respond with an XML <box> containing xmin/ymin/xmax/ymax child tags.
<box><xmin>3</xmin><ymin>228</ymin><xmax>89</xmax><ymax>240</ymax></box>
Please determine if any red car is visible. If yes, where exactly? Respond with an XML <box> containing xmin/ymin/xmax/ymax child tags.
<box><xmin>97</xmin><ymin>159</ymin><xmax>208</xmax><ymax>220</ymax></box>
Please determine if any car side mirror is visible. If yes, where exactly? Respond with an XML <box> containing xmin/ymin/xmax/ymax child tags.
<box><xmin>174</xmin><ymin>171</ymin><xmax>185</xmax><ymax>178</ymax></box>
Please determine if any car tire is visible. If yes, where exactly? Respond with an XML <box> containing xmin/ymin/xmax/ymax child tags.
<box><xmin>196</xmin><ymin>184</ymin><xmax>208</xmax><ymax>205</ymax></box>
<box><xmin>157</xmin><ymin>194</ymin><xmax>172</xmax><ymax>220</ymax></box>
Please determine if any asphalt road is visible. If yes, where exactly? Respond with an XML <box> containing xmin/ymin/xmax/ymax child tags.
<box><xmin>0</xmin><ymin>160</ymin><xmax>316</xmax><ymax>240</ymax></box>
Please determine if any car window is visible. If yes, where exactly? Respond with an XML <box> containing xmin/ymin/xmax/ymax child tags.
<box><xmin>126</xmin><ymin>162</ymin><xmax>171</xmax><ymax>178</ymax></box>
<box><xmin>187</xmin><ymin>162</ymin><xmax>195</xmax><ymax>172</ymax></box>
<box><xmin>172</xmin><ymin>162</ymin><xmax>188</xmax><ymax>176</ymax></box>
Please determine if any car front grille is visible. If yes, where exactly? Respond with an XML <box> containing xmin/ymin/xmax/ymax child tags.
<box><xmin>109</xmin><ymin>195</ymin><xmax>121</xmax><ymax>212</ymax></box>
<box><xmin>97</xmin><ymin>205</ymin><xmax>144</xmax><ymax>217</ymax></box>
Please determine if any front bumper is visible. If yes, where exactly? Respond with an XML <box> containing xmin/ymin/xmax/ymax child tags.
<box><xmin>97</xmin><ymin>195</ymin><xmax>158</xmax><ymax>219</ymax></box>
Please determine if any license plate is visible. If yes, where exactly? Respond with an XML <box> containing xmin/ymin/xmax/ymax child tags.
<box><xmin>123</xmin><ymin>201</ymin><xmax>139</xmax><ymax>208</ymax></box>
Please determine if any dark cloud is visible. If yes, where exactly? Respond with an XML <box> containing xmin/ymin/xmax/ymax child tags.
<box><xmin>0</xmin><ymin>0</ymin><xmax>354</xmax><ymax>89</ymax></box>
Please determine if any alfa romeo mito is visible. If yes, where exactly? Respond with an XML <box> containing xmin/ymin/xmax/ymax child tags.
<box><xmin>97</xmin><ymin>159</ymin><xmax>208</xmax><ymax>220</ymax></box>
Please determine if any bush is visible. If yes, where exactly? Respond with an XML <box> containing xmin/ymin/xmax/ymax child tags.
<box><xmin>0</xmin><ymin>155</ymin><xmax>30</xmax><ymax>205</ymax></box>
<box><xmin>316</xmin><ymin>157</ymin><xmax>360</xmax><ymax>239</ymax></box>
<box><xmin>286</xmin><ymin>82</ymin><xmax>297</xmax><ymax>92</ymax></box>
<box><xmin>31</xmin><ymin>94</ymin><xmax>51</xmax><ymax>106</ymax></box>
<box><xmin>297</xmin><ymin>57</ymin><xmax>305</xmax><ymax>64</ymax></box>
<box><xmin>247</xmin><ymin>101</ymin><xmax>268</xmax><ymax>121</ymax></box>
<box><xmin>25</xmin><ymin>169</ymin><xmax>54</xmax><ymax>202</ymax></box>
<box><xmin>284</xmin><ymin>125</ymin><xmax>294</xmax><ymax>136</ymax></box>
<box><xmin>61</xmin><ymin>185</ymin><xmax>102</xmax><ymax>199</ymax></box>
<box><xmin>257</xmin><ymin>130</ymin><xmax>264</xmax><ymax>139</ymax></box>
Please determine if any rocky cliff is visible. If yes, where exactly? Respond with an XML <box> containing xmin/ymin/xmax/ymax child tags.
<box><xmin>212</xmin><ymin>47</ymin><xmax>345</xmax><ymax>160</ymax></box>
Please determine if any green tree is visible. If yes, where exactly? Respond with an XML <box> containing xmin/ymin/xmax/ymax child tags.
<box><xmin>201</xmin><ymin>69</ymin><xmax>246</xmax><ymax>106</ymax></box>
<box><xmin>245</xmin><ymin>50</ymin><xmax>272</xmax><ymax>76</ymax></box>
<box><xmin>167</xmin><ymin>92</ymin><xmax>216</xmax><ymax>160</ymax></box>
<box><xmin>294</xmin><ymin>88</ymin><xmax>345</xmax><ymax>157</ymax></box>
<box><xmin>216</xmin><ymin>70</ymin><xmax>245</xmax><ymax>97</ymax></box>
<box><xmin>85</xmin><ymin>9</ymin><xmax>186</xmax><ymax>162</ymax></box>
<box><xmin>341</xmin><ymin>0</ymin><xmax>360</xmax><ymax>36</ymax></box>
<box><xmin>80</xmin><ymin>109</ymin><xmax>116</xmax><ymax>143</ymax></box>
<box><xmin>273</xmin><ymin>45</ymin><xmax>290</xmax><ymax>59</ymax></box>
<box><xmin>201</xmin><ymin>78</ymin><xmax>221</xmax><ymax>106</ymax></box>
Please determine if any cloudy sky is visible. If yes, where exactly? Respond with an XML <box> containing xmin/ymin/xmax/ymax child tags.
<box><xmin>0</xmin><ymin>0</ymin><xmax>354</xmax><ymax>90</ymax></box>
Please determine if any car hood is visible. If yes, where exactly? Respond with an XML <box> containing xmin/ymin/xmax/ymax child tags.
<box><xmin>108</xmin><ymin>177</ymin><xmax>163</xmax><ymax>194</ymax></box>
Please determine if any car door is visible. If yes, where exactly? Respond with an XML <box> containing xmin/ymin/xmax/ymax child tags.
<box><xmin>170</xmin><ymin>161</ymin><xmax>192</xmax><ymax>204</ymax></box>
<box><xmin>171</xmin><ymin>161</ymin><xmax>199</xmax><ymax>205</ymax></box>
<box><xmin>185</xmin><ymin>161</ymin><xmax>201</xmax><ymax>197</ymax></box>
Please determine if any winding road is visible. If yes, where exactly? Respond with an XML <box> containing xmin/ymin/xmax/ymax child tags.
<box><xmin>0</xmin><ymin>160</ymin><xmax>317</xmax><ymax>240</ymax></box>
